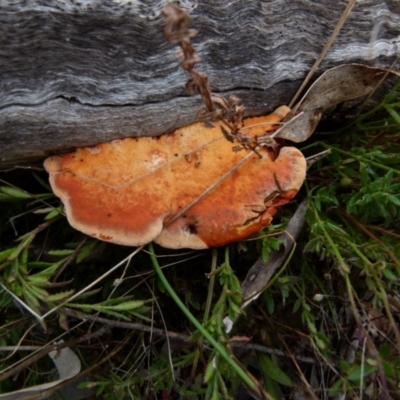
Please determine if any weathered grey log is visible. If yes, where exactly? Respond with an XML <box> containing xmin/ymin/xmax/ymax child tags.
<box><xmin>0</xmin><ymin>0</ymin><xmax>399</xmax><ymax>167</ymax></box>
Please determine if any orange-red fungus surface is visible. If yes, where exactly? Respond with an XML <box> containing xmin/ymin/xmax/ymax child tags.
<box><xmin>44</xmin><ymin>106</ymin><xmax>306</xmax><ymax>249</ymax></box>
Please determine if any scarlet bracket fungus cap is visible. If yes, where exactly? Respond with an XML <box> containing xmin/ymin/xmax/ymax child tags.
<box><xmin>44</xmin><ymin>106</ymin><xmax>306</xmax><ymax>249</ymax></box>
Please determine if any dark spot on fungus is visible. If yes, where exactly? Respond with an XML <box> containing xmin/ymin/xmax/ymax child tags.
<box><xmin>107</xmin><ymin>213</ymin><xmax>112</xmax><ymax>217</ymax></box>
<box><xmin>187</xmin><ymin>224</ymin><xmax>197</xmax><ymax>234</ymax></box>
<box><xmin>99</xmin><ymin>233</ymin><xmax>113</xmax><ymax>241</ymax></box>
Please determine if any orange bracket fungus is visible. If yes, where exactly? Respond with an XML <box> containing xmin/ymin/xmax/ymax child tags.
<box><xmin>45</xmin><ymin>61</ymin><xmax>400</xmax><ymax>250</ymax></box>
<box><xmin>44</xmin><ymin>106</ymin><xmax>306</xmax><ymax>249</ymax></box>
<box><xmin>44</xmin><ymin>3</ymin><xmax>400</xmax><ymax>250</ymax></box>
<box><xmin>44</xmin><ymin>3</ymin><xmax>309</xmax><ymax>250</ymax></box>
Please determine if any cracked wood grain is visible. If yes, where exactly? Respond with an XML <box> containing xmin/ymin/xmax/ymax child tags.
<box><xmin>0</xmin><ymin>0</ymin><xmax>399</xmax><ymax>166</ymax></box>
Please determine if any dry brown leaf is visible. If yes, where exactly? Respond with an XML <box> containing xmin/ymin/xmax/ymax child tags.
<box><xmin>241</xmin><ymin>199</ymin><xmax>308</xmax><ymax>305</ymax></box>
<box><xmin>0</xmin><ymin>343</ymin><xmax>81</xmax><ymax>400</ymax></box>
<box><xmin>275</xmin><ymin>64</ymin><xmax>400</xmax><ymax>143</ymax></box>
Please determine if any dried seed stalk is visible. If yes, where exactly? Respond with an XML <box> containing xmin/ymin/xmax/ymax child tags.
<box><xmin>162</xmin><ymin>4</ymin><xmax>250</xmax><ymax>145</ymax></box>
<box><xmin>162</xmin><ymin>4</ymin><xmax>283</xmax><ymax>156</ymax></box>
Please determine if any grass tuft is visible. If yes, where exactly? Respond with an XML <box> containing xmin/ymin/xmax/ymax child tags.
<box><xmin>0</xmin><ymin>82</ymin><xmax>400</xmax><ymax>399</ymax></box>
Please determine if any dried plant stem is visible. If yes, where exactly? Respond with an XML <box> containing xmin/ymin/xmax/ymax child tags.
<box><xmin>52</xmin><ymin>237</ymin><xmax>87</xmax><ymax>283</ymax></box>
<box><xmin>366</xmin><ymin>225</ymin><xmax>400</xmax><ymax>239</ymax></box>
<box><xmin>40</xmin><ymin>246</ymin><xmax>143</xmax><ymax>320</ymax></box>
<box><xmin>289</xmin><ymin>0</ymin><xmax>357</xmax><ymax>108</ymax></box>
<box><xmin>279</xmin><ymin>336</ymin><xmax>319</xmax><ymax>400</ymax></box>
<box><xmin>162</xmin><ymin>3</ymin><xmax>246</xmax><ymax>142</ymax></box>
<box><xmin>162</xmin><ymin>4</ymin><xmax>215</xmax><ymax>114</ymax></box>
<box><xmin>63</xmin><ymin>308</ymin><xmax>189</xmax><ymax>341</ymax></box>
<box><xmin>61</xmin><ymin>308</ymin><xmax>320</xmax><ymax>365</ymax></box>
<box><xmin>165</xmin><ymin>152</ymin><xmax>254</xmax><ymax>227</ymax></box>
<box><xmin>344</xmin><ymin>212</ymin><xmax>400</xmax><ymax>269</ymax></box>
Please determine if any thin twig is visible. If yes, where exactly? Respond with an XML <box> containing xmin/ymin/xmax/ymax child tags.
<box><xmin>165</xmin><ymin>152</ymin><xmax>254</xmax><ymax>227</ymax></box>
<box><xmin>40</xmin><ymin>246</ymin><xmax>143</xmax><ymax>320</ymax></box>
<box><xmin>52</xmin><ymin>237</ymin><xmax>87</xmax><ymax>283</ymax></box>
<box><xmin>229</xmin><ymin>342</ymin><xmax>323</xmax><ymax>364</ymax></box>
<box><xmin>280</xmin><ymin>336</ymin><xmax>319</xmax><ymax>400</ymax></box>
<box><xmin>163</xmin><ymin>4</ymin><xmax>267</xmax><ymax>151</ymax></box>
<box><xmin>63</xmin><ymin>307</ymin><xmax>189</xmax><ymax>342</ymax></box>
<box><xmin>344</xmin><ymin>211</ymin><xmax>400</xmax><ymax>269</ymax></box>
<box><xmin>0</xmin><ymin>346</ymin><xmax>43</xmax><ymax>351</ymax></box>
<box><xmin>162</xmin><ymin>4</ymin><xmax>216</xmax><ymax>114</ymax></box>
<box><xmin>289</xmin><ymin>0</ymin><xmax>358</xmax><ymax>108</ymax></box>
<box><xmin>366</xmin><ymin>225</ymin><xmax>400</xmax><ymax>239</ymax></box>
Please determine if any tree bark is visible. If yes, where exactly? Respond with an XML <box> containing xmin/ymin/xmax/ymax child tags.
<box><xmin>1</xmin><ymin>0</ymin><xmax>399</xmax><ymax>167</ymax></box>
